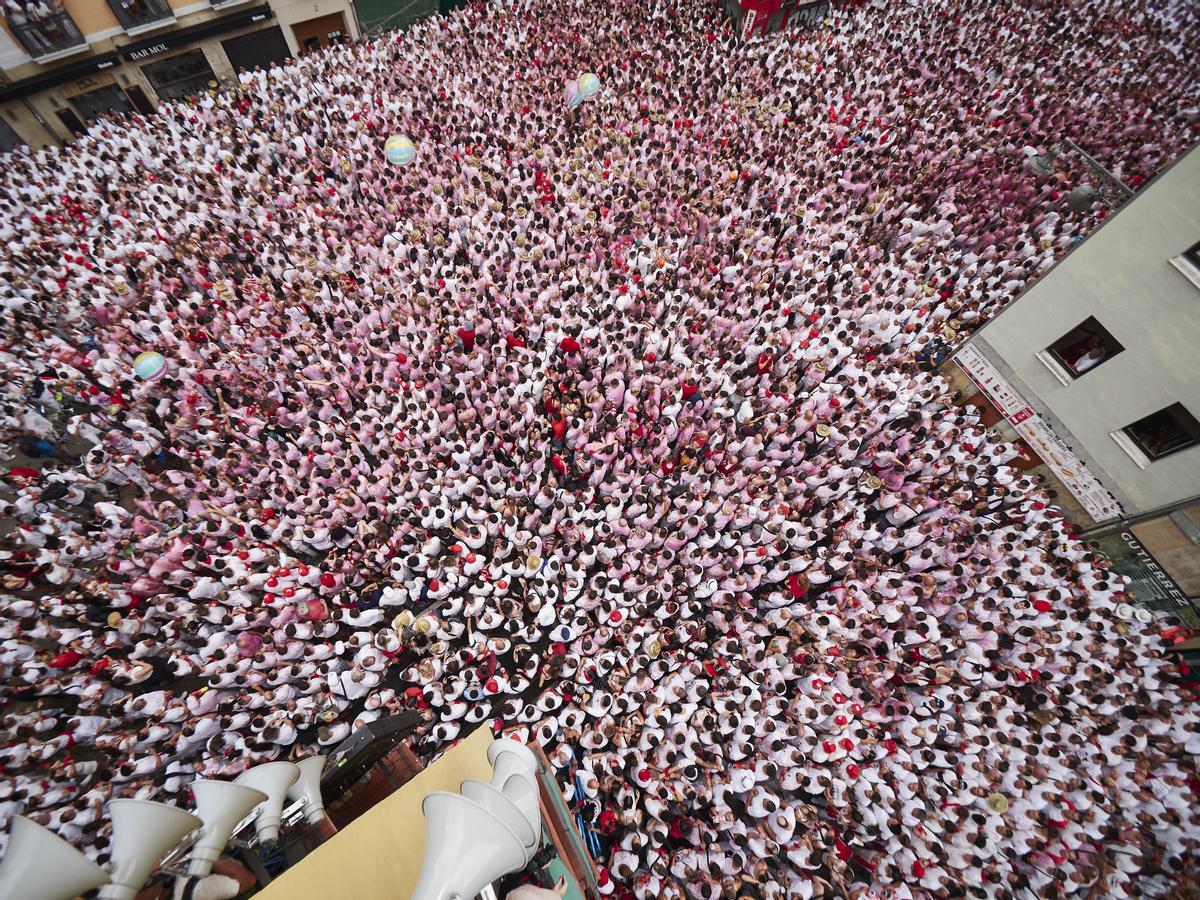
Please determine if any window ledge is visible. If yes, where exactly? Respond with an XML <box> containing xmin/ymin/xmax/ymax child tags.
<box><xmin>31</xmin><ymin>42</ymin><xmax>90</xmax><ymax>64</ymax></box>
<box><xmin>122</xmin><ymin>15</ymin><xmax>177</xmax><ymax>36</ymax></box>
<box><xmin>1035</xmin><ymin>351</ymin><xmax>1075</xmax><ymax>386</ymax></box>
<box><xmin>1170</xmin><ymin>256</ymin><xmax>1200</xmax><ymax>292</ymax></box>
<box><xmin>1110</xmin><ymin>429</ymin><xmax>1152</xmax><ymax>469</ymax></box>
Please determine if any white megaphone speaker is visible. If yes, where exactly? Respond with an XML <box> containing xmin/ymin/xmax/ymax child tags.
<box><xmin>100</xmin><ymin>800</ymin><xmax>201</xmax><ymax>900</ymax></box>
<box><xmin>234</xmin><ymin>761</ymin><xmax>300</xmax><ymax>844</ymax></box>
<box><xmin>460</xmin><ymin>780</ymin><xmax>536</xmax><ymax>855</ymax></box>
<box><xmin>487</xmin><ymin>738</ymin><xmax>539</xmax><ymax>775</ymax></box>
<box><xmin>0</xmin><ymin>815</ymin><xmax>109</xmax><ymax>900</ymax></box>
<box><xmin>186</xmin><ymin>780</ymin><xmax>268</xmax><ymax>877</ymax></box>
<box><xmin>286</xmin><ymin>755</ymin><xmax>328</xmax><ymax>826</ymax></box>
<box><xmin>499</xmin><ymin>773</ymin><xmax>541</xmax><ymax>843</ymax></box>
<box><xmin>410</xmin><ymin>792</ymin><xmax>528</xmax><ymax>900</ymax></box>
<box><xmin>490</xmin><ymin>748</ymin><xmax>538</xmax><ymax>793</ymax></box>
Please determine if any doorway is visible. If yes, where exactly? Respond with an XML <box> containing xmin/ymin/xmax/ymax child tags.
<box><xmin>221</xmin><ymin>25</ymin><xmax>292</xmax><ymax>74</ymax></box>
<box><xmin>56</xmin><ymin>107</ymin><xmax>86</xmax><ymax>136</ymax></box>
<box><xmin>290</xmin><ymin>12</ymin><xmax>348</xmax><ymax>54</ymax></box>
<box><xmin>125</xmin><ymin>85</ymin><xmax>156</xmax><ymax>115</ymax></box>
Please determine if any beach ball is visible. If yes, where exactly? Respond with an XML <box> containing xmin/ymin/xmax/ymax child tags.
<box><xmin>577</xmin><ymin>72</ymin><xmax>601</xmax><ymax>100</ymax></box>
<box><xmin>384</xmin><ymin>134</ymin><xmax>416</xmax><ymax>166</ymax></box>
<box><xmin>132</xmin><ymin>351</ymin><xmax>166</xmax><ymax>380</ymax></box>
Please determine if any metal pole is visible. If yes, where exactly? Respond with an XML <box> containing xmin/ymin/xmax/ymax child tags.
<box><xmin>1062</xmin><ymin>137</ymin><xmax>1135</xmax><ymax>200</ymax></box>
<box><xmin>1079</xmin><ymin>493</ymin><xmax>1200</xmax><ymax>537</ymax></box>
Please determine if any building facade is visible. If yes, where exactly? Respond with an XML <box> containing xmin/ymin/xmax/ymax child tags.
<box><xmin>0</xmin><ymin>0</ymin><xmax>359</xmax><ymax>149</ymax></box>
<box><xmin>950</xmin><ymin>144</ymin><xmax>1200</xmax><ymax>622</ymax></box>
<box><xmin>721</xmin><ymin>0</ymin><xmax>829</xmax><ymax>40</ymax></box>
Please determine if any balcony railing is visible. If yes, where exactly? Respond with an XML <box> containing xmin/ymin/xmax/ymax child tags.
<box><xmin>6</xmin><ymin>8</ymin><xmax>87</xmax><ymax>60</ymax></box>
<box><xmin>107</xmin><ymin>0</ymin><xmax>174</xmax><ymax>32</ymax></box>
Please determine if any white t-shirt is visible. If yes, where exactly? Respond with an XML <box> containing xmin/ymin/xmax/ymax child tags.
<box><xmin>173</xmin><ymin>873</ymin><xmax>241</xmax><ymax>900</ymax></box>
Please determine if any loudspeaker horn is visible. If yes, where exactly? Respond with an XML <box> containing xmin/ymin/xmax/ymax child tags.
<box><xmin>460</xmin><ymin>779</ymin><xmax>536</xmax><ymax>854</ymax></box>
<box><xmin>499</xmin><ymin>773</ymin><xmax>542</xmax><ymax>842</ymax></box>
<box><xmin>234</xmin><ymin>761</ymin><xmax>300</xmax><ymax>844</ymax></box>
<box><xmin>490</xmin><ymin>748</ymin><xmax>538</xmax><ymax>793</ymax></box>
<box><xmin>285</xmin><ymin>755</ymin><xmax>328</xmax><ymax>825</ymax></box>
<box><xmin>100</xmin><ymin>800</ymin><xmax>201</xmax><ymax>900</ymax></box>
<box><xmin>410</xmin><ymin>792</ymin><xmax>528</xmax><ymax>900</ymax></box>
<box><xmin>486</xmin><ymin>738</ymin><xmax>539</xmax><ymax>774</ymax></box>
<box><xmin>0</xmin><ymin>815</ymin><xmax>109</xmax><ymax>900</ymax></box>
<box><xmin>186</xmin><ymin>780</ymin><xmax>268</xmax><ymax>877</ymax></box>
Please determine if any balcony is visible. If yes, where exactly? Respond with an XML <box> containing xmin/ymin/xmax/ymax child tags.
<box><xmin>6</xmin><ymin>7</ymin><xmax>88</xmax><ymax>62</ymax></box>
<box><xmin>107</xmin><ymin>0</ymin><xmax>175</xmax><ymax>34</ymax></box>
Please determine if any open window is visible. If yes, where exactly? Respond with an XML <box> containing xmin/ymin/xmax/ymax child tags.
<box><xmin>1170</xmin><ymin>238</ymin><xmax>1200</xmax><ymax>291</ymax></box>
<box><xmin>1184</xmin><ymin>239</ymin><xmax>1200</xmax><ymax>270</ymax></box>
<box><xmin>1041</xmin><ymin>316</ymin><xmax>1124</xmax><ymax>381</ymax></box>
<box><xmin>1118</xmin><ymin>403</ymin><xmax>1200</xmax><ymax>463</ymax></box>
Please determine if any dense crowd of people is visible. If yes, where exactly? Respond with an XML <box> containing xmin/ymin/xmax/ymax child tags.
<box><xmin>2</xmin><ymin>0</ymin><xmax>1199</xmax><ymax>895</ymax></box>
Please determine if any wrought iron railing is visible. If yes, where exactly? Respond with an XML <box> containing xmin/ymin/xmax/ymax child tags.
<box><xmin>6</xmin><ymin>9</ymin><xmax>86</xmax><ymax>59</ymax></box>
<box><xmin>106</xmin><ymin>0</ymin><xmax>174</xmax><ymax>31</ymax></box>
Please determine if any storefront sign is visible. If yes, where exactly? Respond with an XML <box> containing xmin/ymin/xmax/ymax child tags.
<box><xmin>741</xmin><ymin>9</ymin><xmax>757</xmax><ymax>39</ymax></box>
<box><xmin>1119</xmin><ymin>530</ymin><xmax>1191</xmax><ymax>606</ymax></box>
<box><xmin>0</xmin><ymin>53</ymin><xmax>121</xmax><ymax>104</ymax></box>
<box><xmin>62</xmin><ymin>72</ymin><xmax>118</xmax><ymax>97</ymax></box>
<box><xmin>128</xmin><ymin>43</ymin><xmax>170</xmax><ymax>60</ymax></box>
<box><xmin>955</xmin><ymin>343</ymin><xmax>1124</xmax><ymax>522</ymax></box>
<box><xmin>791</xmin><ymin>0</ymin><xmax>830</xmax><ymax>24</ymax></box>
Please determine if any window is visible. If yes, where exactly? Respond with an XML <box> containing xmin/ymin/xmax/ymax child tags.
<box><xmin>106</xmin><ymin>0</ymin><xmax>173</xmax><ymax>31</ymax></box>
<box><xmin>1184</xmin><ymin>240</ymin><xmax>1200</xmax><ymax>271</ymax></box>
<box><xmin>1043</xmin><ymin>316</ymin><xmax>1124</xmax><ymax>379</ymax></box>
<box><xmin>1122</xmin><ymin>404</ymin><xmax>1200</xmax><ymax>462</ymax></box>
<box><xmin>1171</xmin><ymin>239</ymin><xmax>1200</xmax><ymax>291</ymax></box>
<box><xmin>142</xmin><ymin>49</ymin><xmax>216</xmax><ymax>101</ymax></box>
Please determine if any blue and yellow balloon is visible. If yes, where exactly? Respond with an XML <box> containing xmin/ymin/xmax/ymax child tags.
<box><xmin>384</xmin><ymin>134</ymin><xmax>416</xmax><ymax>166</ymax></box>
<box><xmin>132</xmin><ymin>351</ymin><xmax>167</xmax><ymax>381</ymax></box>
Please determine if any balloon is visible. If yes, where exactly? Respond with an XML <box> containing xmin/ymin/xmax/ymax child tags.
<box><xmin>384</xmin><ymin>134</ymin><xmax>416</xmax><ymax>166</ymax></box>
<box><xmin>565</xmin><ymin>80</ymin><xmax>583</xmax><ymax>111</ymax></box>
<box><xmin>132</xmin><ymin>351</ymin><xmax>167</xmax><ymax>380</ymax></box>
<box><xmin>577</xmin><ymin>72</ymin><xmax>601</xmax><ymax>100</ymax></box>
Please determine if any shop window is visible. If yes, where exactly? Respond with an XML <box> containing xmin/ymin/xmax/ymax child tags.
<box><xmin>1121</xmin><ymin>403</ymin><xmax>1200</xmax><ymax>462</ymax></box>
<box><xmin>70</xmin><ymin>85</ymin><xmax>132</xmax><ymax>123</ymax></box>
<box><xmin>1043</xmin><ymin>316</ymin><xmax>1123</xmax><ymax>379</ymax></box>
<box><xmin>141</xmin><ymin>49</ymin><xmax>216</xmax><ymax>101</ymax></box>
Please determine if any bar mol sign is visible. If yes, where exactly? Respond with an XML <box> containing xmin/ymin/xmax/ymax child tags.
<box><xmin>128</xmin><ymin>43</ymin><xmax>169</xmax><ymax>60</ymax></box>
